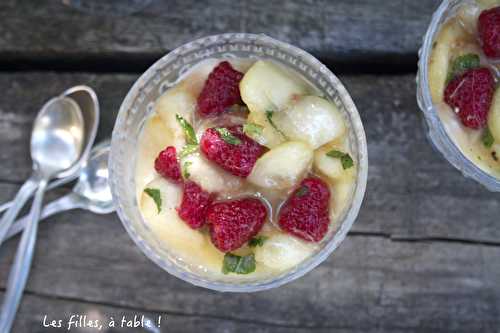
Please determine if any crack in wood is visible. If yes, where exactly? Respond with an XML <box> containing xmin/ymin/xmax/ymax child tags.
<box><xmin>348</xmin><ymin>231</ymin><xmax>500</xmax><ymax>247</ymax></box>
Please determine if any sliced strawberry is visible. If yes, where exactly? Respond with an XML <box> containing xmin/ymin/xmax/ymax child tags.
<box><xmin>278</xmin><ymin>177</ymin><xmax>331</xmax><ymax>242</ymax></box>
<box><xmin>207</xmin><ymin>198</ymin><xmax>267</xmax><ymax>252</ymax></box>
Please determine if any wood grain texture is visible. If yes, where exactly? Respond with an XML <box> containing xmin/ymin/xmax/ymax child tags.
<box><xmin>2</xmin><ymin>2</ymin><xmax>498</xmax><ymax>332</ymax></box>
<box><xmin>0</xmin><ymin>71</ymin><xmax>499</xmax><ymax>332</ymax></box>
<box><xmin>0</xmin><ymin>72</ymin><xmax>498</xmax><ymax>243</ymax></box>
<box><xmin>0</xmin><ymin>0</ymin><xmax>437</xmax><ymax>68</ymax></box>
<box><xmin>5</xmin><ymin>290</ymin><xmax>438</xmax><ymax>333</ymax></box>
<box><xmin>0</xmin><ymin>213</ymin><xmax>499</xmax><ymax>332</ymax></box>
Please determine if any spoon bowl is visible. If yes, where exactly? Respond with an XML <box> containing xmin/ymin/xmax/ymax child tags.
<box><xmin>31</xmin><ymin>97</ymin><xmax>84</xmax><ymax>177</ymax></box>
<box><xmin>73</xmin><ymin>141</ymin><xmax>114</xmax><ymax>214</ymax></box>
<box><xmin>60</xmin><ymin>85</ymin><xmax>100</xmax><ymax>178</ymax></box>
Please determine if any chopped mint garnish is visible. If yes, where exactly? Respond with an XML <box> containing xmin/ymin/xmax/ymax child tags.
<box><xmin>176</xmin><ymin>114</ymin><xmax>198</xmax><ymax>145</ymax></box>
<box><xmin>249</xmin><ymin>236</ymin><xmax>267</xmax><ymax>248</ymax></box>
<box><xmin>326</xmin><ymin>149</ymin><xmax>354</xmax><ymax>170</ymax></box>
<box><xmin>265</xmin><ymin>110</ymin><xmax>287</xmax><ymax>139</ymax></box>
<box><xmin>180</xmin><ymin>144</ymin><xmax>198</xmax><ymax>158</ymax></box>
<box><xmin>295</xmin><ymin>185</ymin><xmax>309</xmax><ymax>197</ymax></box>
<box><xmin>447</xmin><ymin>54</ymin><xmax>480</xmax><ymax>83</ymax></box>
<box><xmin>144</xmin><ymin>188</ymin><xmax>162</xmax><ymax>213</ymax></box>
<box><xmin>222</xmin><ymin>253</ymin><xmax>256</xmax><ymax>275</ymax></box>
<box><xmin>215</xmin><ymin>127</ymin><xmax>242</xmax><ymax>145</ymax></box>
<box><xmin>182</xmin><ymin>161</ymin><xmax>192</xmax><ymax>179</ymax></box>
<box><xmin>482</xmin><ymin>127</ymin><xmax>495</xmax><ymax>148</ymax></box>
<box><xmin>243</xmin><ymin>123</ymin><xmax>264</xmax><ymax>137</ymax></box>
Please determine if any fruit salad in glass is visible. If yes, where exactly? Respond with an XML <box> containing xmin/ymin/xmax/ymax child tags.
<box><xmin>428</xmin><ymin>0</ymin><xmax>500</xmax><ymax>178</ymax></box>
<box><xmin>135</xmin><ymin>58</ymin><xmax>357</xmax><ymax>279</ymax></box>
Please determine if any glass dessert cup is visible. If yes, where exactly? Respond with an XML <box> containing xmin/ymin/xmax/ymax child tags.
<box><xmin>110</xmin><ymin>33</ymin><xmax>368</xmax><ymax>291</ymax></box>
<box><xmin>417</xmin><ymin>0</ymin><xmax>500</xmax><ymax>191</ymax></box>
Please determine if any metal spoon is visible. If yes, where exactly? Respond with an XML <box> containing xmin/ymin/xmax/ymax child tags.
<box><xmin>0</xmin><ymin>85</ymin><xmax>99</xmax><ymax>214</ymax></box>
<box><xmin>0</xmin><ymin>96</ymin><xmax>85</xmax><ymax>333</ymax></box>
<box><xmin>3</xmin><ymin>141</ymin><xmax>114</xmax><ymax>241</ymax></box>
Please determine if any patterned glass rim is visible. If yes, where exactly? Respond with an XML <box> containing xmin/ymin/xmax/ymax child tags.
<box><xmin>110</xmin><ymin>33</ymin><xmax>368</xmax><ymax>292</ymax></box>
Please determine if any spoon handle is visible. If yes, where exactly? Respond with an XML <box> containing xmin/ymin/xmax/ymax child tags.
<box><xmin>0</xmin><ymin>174</ymin><xmax>78</xmax><ymax>214</ymax></box>
<box><xmin>4</xmin><ymin>194</ymin><xmax>80</xmax><ymax>241</ymax></box>
<box><xmin>0</xmin><ymin>176</ymin><xmax>39</xmax><ymax>245</ymax></box>
<box><xmin>0</xmin><ymin>178</ymin><xmax>48</xmax><ymax>333</ymax></box>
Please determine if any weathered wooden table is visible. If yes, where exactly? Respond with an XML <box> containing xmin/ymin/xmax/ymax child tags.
<box><xmin>0</xmin><ymin>1</ymin><xmax>499</xmax><ymax>332</ymax></box>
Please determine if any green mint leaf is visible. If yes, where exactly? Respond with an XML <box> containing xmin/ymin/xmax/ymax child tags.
<box><xmin>326</xmin><ymin>150</ymin><xmax>344</xmax><ymax>158</ymax></box>
<box><xmin>215</xmin><ymin>127</ymin><xmax>242</xmax><ymax>145</ymax></box>
<box><xmin>265</xmin><ymin>110</ymin><xmax>287</xmax><ymax>139</ymax></box>
<box><xmin>182</xmin><ymin>161</ymin><xmax>192</xmax><ymax>179</ymax></box>
<box><xmin>326</xmin><ymin>149</ymin><xmax>354</xmax><ymax>170</ymax></box>
<box><xmin>144</xmin><ymin>188</ymin><xmax>162</xmax><ymax>213</ymax></box>
<box><xmin>295</xmin><ymin>185</ymin><xmax>309</xmax><ymax>197</ymax></box>
<box><xmin>176</xmin><ymin>114</ymin><xmax>198</xmax><ymax>145</ymax></box>
<box><xmin>248</xmin><ymin>236</ymin><xmax>267</xmax><ymax>248</ymax></box>
<box><xmin>222</xmin><ymin>253</ymin><xmax>256</xmax><ymax>275</ymax></box>
<box><xmin>447</xmin><ymin>54</ymin><xmax>480</xmax><ymax>83</ymax></box>
<box><xmin>233</xmin><ymin>254</ymin><xmax>256</xmax><ymax>274</ymax></box>
<box><xmin>180</xmin><ymin>144</ymin><xmax>198</xmax><ymax>158</ymax></box>
<box><xmin>222</xmin><ymin>253</ymin><xmax>239</xmax><ymax>274</ymax></box>
<box><xmin>482</xmin><ymin>127</ymin><xmax>495</xmax><ymax>148</ymax></box>
<box><xmin>243</xmin><ymin>123</ymin><xmax>264</xmax><ymax>137</ymax></box>
<box><xmin>340</xmin><ymin>154</ymin><xmax>354</xmax><ymax>170</ymax></box>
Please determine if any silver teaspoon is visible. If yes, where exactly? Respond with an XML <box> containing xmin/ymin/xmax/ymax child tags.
<box><xmin>4</xmin><ymin>141</ymin><xmax>114</xmax><ymax>240</ymax></box>
<box><xmin>0</xmin><ymin>96</ymin><xmax>86</xmax><ymax>333</ymax></box>
<box><xmin>0</xmin><ymin>85</ymin><xmax>99</xmax><ymax>215</ymax></box>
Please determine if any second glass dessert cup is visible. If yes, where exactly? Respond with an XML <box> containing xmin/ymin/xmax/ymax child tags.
<box><xmin>417</xmin><ymin>0</ymin><xmax>500</xmax><ymax>192</ymax></box>
<box><xmin>109</xmin><ymin>33</ymin><xmax>368</xmax><ymax>291</ymax></box>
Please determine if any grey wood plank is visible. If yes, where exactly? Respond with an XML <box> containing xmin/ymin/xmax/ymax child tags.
<box><xmin>0</xmin><ymin>212</ymin><xmax>499</xmax><ymax>332</ymax></box>
<box><xmin>0</xmin><ymin>0</ymin><xmax>437</xmax><ymax>66</ymax></box>
<box><xmin>6</xmin><ymin>292</ymin><xmax>344</xmax><ymax>333</ymax></box>
<box><xmin>5</xmin><ymin>290</ymin><xmax>480</xmax><ymax>333</ymax></box>
<box><xmin>0</xmin><ymin>72</ymin><xmax>498</xmax><ymax>243</ymax></box>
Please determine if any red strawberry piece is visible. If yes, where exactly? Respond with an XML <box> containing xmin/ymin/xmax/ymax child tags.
<box><xmin>207</xmin><ymin>198</ymin><xmax>267</xmax><ymax>252</ymax></box>
<box><xmin>278</xmin><ymin>177</ymin><xmax>331</xmax><ymax>242</ymax></box>
<box><xmin>177</xmin><ymin>181</ymin><xmax>213</xmax><ymax>229</ymax></box>
<box><xmin>200</xmin><ymin>125</ymin><xmax>265</xmax><ymax>178</ymax></box>
<box><xmin>444</xmin><ymin>67</ymin><xmax>495</xmax><ymax>129</ymax></box>
<box><xmin>197</xmin><ymin>61</ymin><xmax>244</xmax><ymax>117</ymax></box>
<box><xmin>154</xmin><ymin>146</ymin><xmax>182</xmax><ymax>182</ymax></box>
<box><xmin>478</xmin><ymin>6</ymin><xmax>500</xmax><ymax>59</ymax></box>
